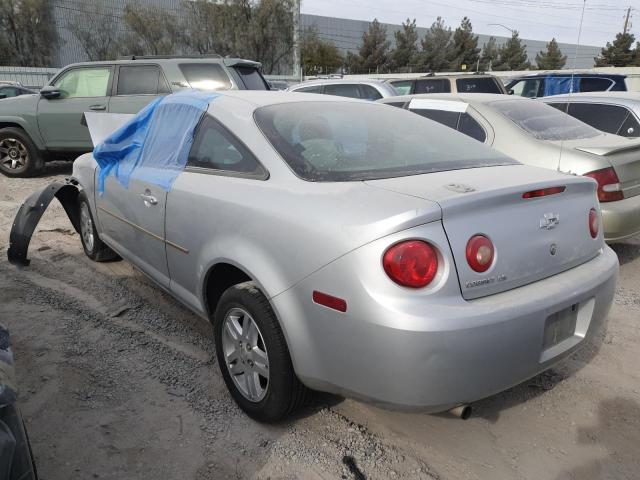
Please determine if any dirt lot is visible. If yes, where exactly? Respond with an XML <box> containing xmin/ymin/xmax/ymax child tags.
<box><xmin>1</xmin><ymin>165</ymin><xmax>639</xmax><ymax>480</ymax></box>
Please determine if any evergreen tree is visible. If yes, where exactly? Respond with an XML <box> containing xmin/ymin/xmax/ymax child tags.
<box><xmin>595</xmin><ymin>32</ymin><xmax>635</xmax><ymax>67</ymax></box>
<box><xmin>390</xmin><ymin>18</ymin><xmax>419</xmax><ymax>71</ymax></box>
<box><xmin>535</xmin><ymin>38</ymin><xmax>567</xmax><ymax>69</ymax></box>
<box><xmin>479</xmin><ymin>36</ymin><xmax>499</xmax><ymax>71</ymax></box>
<box><xmin>418</xmin><ymin>17</ymin><xmax>453</xmax><ymax>72</ymax></box>
<box><xmin>494</xmin><ymin>31</ymin><xmax>530</xmax><ymax>70</ymax></box>
<box><xmin>346</xmin><ymin>18</ymin><xmax>390</xmax><ymax>73</ymax></box>
<box><xmin>449</xmin><ymin>17</ymin><xmax>480</xmax><ymax>71</ymax></box>
<box><xmin>301</xmin><ymin>27</ymin><xmax>343</xmax><ymax>75</ymax></box>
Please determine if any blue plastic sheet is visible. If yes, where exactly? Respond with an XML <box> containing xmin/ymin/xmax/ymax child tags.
<box><xmin>544</xmin><ymin>76</ymin><xmax>580</xmax><ymax>96</ymax></box>
<box><xmin>94</xmin><ymin>90</ymin><xmax>220</xmax><ymax>193</ymax></box>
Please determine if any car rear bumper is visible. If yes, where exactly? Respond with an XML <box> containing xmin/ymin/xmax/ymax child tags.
<box><xmin>272</xmin><ymin>246</ymin><xmax>618</xmax><ymax>411</ymax></box>
<box><xmin>602</xmin><ymin>194</ymin><xmax>640</xmax><ymax>242</ymax></box>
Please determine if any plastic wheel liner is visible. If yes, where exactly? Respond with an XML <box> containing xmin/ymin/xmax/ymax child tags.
<box><xmin>7</xmin><ymin>180</ymin><xmax>80</xmax><ymax>267</ymax></box>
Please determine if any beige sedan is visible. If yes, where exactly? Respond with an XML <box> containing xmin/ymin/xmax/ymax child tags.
<box><xmin>380</xmin><ymin>93</ymin><xmax>640</xmax><ymax>242</ymax></box>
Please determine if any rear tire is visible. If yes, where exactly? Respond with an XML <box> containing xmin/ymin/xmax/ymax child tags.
<box><xmin>78</xmin><ymin>191</ymin><xmax>118</xmax><ymax>262</ymax></box>
<box><xmin>214</xmin><ymin>281</ymin><xmax>310</xmax><ymax>422</ymax></box>
<box><xmin>0</xmin><ymin>127</ymin><xmax>42</xmax><ymax>177</ymax></box>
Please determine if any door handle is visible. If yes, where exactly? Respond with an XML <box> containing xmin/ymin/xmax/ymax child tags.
<box><xmin>89</xmin><ymin>104</ymin><xmax>106</xmax><ymax>111</ymax></box>
<box><xmin>140</xmin><ymin>193</ymin><xmax>157</xmax><ymax>206</ymax></box>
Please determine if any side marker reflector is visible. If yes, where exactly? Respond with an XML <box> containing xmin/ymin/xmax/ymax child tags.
<box><xmin>312</xmin><ymin>290</ymin><xmax>347</xmax><ymax>312</ymax></box>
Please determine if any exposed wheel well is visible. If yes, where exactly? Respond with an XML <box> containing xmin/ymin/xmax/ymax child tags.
<box><xmin>204</xmin><ymin>263</ymin><xmax>252</xmax><ymax>319</ymax></box>
<box><xmin>0</xmin><ymin>122</ymin><xmax>23</xmax><ymax>131</ymax></box>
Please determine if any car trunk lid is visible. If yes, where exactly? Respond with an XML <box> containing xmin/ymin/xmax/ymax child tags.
<box><xmin>366</xmin><ymin>165</ymin><xmax>603</xmax><ymax>300</ymax></box>
<box><xmin>562</xmin><ymin>136</ymin><xmax>640</xmax><ymax>198</ymax></box>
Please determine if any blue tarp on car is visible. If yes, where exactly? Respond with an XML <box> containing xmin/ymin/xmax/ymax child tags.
<box><xmin>543</xmin><ymin>76</ymin><xmax>581</xmax><ymax>96</ymax></box>
<box><xmin>93</xmin><ymin>90</ymin><xmax>220</xmax><ymax>193</ymax></box>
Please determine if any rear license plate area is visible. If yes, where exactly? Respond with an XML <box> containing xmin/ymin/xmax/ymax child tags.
<box><xmin>543</xmin><ymin>304</ymin><xmax>578</xmax><ymax>350</ymax></box>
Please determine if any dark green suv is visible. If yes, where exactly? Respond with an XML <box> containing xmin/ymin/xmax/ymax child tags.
<box><xmin>0</xmin><ymin>55</ymin><xmax>269</xmax><ymax>177</ymax></box>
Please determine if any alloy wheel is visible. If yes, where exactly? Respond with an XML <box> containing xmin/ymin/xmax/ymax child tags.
<box><xmin>80</xmin><ymin>202</ymin><xmax>95</xmax><ymax>252</ymax></box>
<box><xmin>0</xmin><ymin>138</ymin><xmax>29</xmax><ymax>171</ymax></box>
<box><xmin>221</xmin><ymin>307</ymin><xmax>270</xmax><ymax>402</ymax></box>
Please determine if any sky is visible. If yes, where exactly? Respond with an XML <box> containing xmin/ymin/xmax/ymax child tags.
<box><xmin>301</xmin><ymin>0</ymin><xmax>639</xmax><ymax>48</ymax></box>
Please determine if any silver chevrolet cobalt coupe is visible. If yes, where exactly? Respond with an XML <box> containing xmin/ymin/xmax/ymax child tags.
<box><xmin>9</xmin><ymin>91</ymin><xmax>618</xmax><ymax>422</ymax></box>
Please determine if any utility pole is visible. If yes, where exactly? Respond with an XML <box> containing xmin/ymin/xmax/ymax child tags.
<box><xmin>623</xmin><ymin>6</ymin><xmax>632</xmax><ymax>34</ymax></box>
<box><xmin>292</xmin><ymin>0</ymin><xmax>301</xmax><ymax>81</ymax></box>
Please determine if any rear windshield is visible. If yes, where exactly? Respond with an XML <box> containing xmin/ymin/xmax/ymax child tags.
<box><xmin>491</xmin><ymin>99</ymin><xmax>602</xmax><ymax>141</ymax></box>
<box><xmin>179</xmin><ymin>63</ymin><xmax>232</xmax><ymax>90</ymax></box>
<box><xmin>233</xmin><ymin>66</ymin><xmax>269</xmax><ymax>90</ymax></box>
<box><xmin>254</xmin><ymin>102</ymin><xmax>516</xmax><ymax>182</ymax></box>
<box><xmin>456</xmin><ymin>77</ymin><xmax>502</xmax><ymax>94</ymax></box>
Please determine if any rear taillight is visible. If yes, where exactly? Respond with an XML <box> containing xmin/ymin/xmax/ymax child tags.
<box><xmin>383</xmin><ymin>240</ymin><xmax>438</xmax><ymax>288</ymax></box>
<box><xmin>584</xmin><ymin>167</ymin><xmax>624</xmax><ymax>202</ymax></box>
<box><xmin>466</xmin><ymin>235</ymin><xmax>494</xmax><ymax>272</ymax></box>
<box><xmin>589</xmin><ymin>208</ymin><xmax>599</xmax><ymax>238</ymax></box>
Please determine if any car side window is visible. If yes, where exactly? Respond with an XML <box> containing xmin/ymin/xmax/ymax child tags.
<box><xmin>53</xmin><ymin>67</ymin><xmax>111</xmax><ymax>98</ymax></box>
<box><xmin>618</xmin><ymin>112</ymin><xmax>640</xmax><ymax>137</ymax></box>
<box><xmin>323</xmin><ymin>83</ymin><xmax>361</xmax><ymax>98</ymax></box>
<box><xmin>568</xmin><ymin>103</ymin><xmax>629</xmax><ymax>134</ymax></box>
<box><xmin>385</xmin><ymin>101</ymin><xmax>406</xmax><ymax>108</ymax></box>
<box><xmin>188</xmin><ymin>115</ymin><xmax>266</xmax><ymax>177</ymax></box>
<box><xmin>179</xmin><ymin>63</ymin><xmax>232</xmax><ymax>90</ymax></box>
<box><xmin>293</xmin><ymin>85</ymin><xmax>322</xmax><ymax>93</ymax></box>
<box><xmin>0</xmin><ymin>87</ymin><xmax>18</xmax><ymax>97</ymax></box>
<box><xmin>510</xmin><ymin>79</ymin><xmax>541</xmax><ymax>98</ymax></box>
<box><xmin>390</xmin><ymin>80</ymin><xmax>412</xmax><ymax>95</ymax></box>
<box><xmin>580</xmin><ymin>77</ymin><xmax>613</xmax><ymax>92</ymax></box>
<box><xmin>410</xmin><ymin>108</ymin><xmax>459</xmax><ymax>129</ymax></box>
<box><xmin>458</xmin><ymin>113</ymin><xmax>487</xmax><ymax>142</ymax></box>
<box><xmin>358</xmin><ymin>84</ymin><xmax>383</xmax><ymax>100</ymax></box>
<box><xmin>414</xmin><ymin>79</ymin><xmax>451</xmax><ymax>94</ymax></box>
<box><xmin>117</xmin><ymin>65</ymin><xmax>170</xmax><ymax>95</ymax></box>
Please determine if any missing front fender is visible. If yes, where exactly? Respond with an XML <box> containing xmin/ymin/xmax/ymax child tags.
<box><xmin>7</xmin><ymin>180</ymin><xmax>80</xmax><ymax>266</ymax></box>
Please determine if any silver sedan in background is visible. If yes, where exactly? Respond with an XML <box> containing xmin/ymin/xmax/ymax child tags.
<box><xmin>380</xmin><ymin>93</ymin><xmax>640</xmax><ymax>242</ymax></box>
<box><xmin>287</xmin><ymin>78</ymin><xmax>398</xmax><ymax>100</ymax></box>
<box><xmin>9</xmin><ymin>92</ymin><xmax>618</xmax><ymax>422</ymax></box>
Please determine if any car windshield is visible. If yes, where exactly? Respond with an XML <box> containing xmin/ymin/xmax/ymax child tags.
<box><xmin>254</xmin><ymin>102</ymin><xmax>516</xmax><ymax>182</ymax></box>
<box><xmin>491</xmin><ymin>99</ymin><xmax>602</xmax><ymax>141</ymax></box>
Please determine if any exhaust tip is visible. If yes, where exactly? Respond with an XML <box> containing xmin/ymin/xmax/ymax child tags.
<box><xmin>449</xmin><ymin>405</ymin><xmax>472</xmax><ymax>420</ymax></box>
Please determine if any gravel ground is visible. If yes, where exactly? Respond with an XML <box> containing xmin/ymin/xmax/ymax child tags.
<box><xmin>1</xmin><ymin>164</ymin><xmax>639</xmax><ymax>480</ymax></box>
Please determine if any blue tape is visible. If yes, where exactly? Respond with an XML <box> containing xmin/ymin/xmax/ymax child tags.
<box><xmin>544</xmin><ymin>76</ymin><xmax>580</xmax><ymax>96</ymax></box>
<box><xmin>94</xmin><ymin>90</ymin><xmax>220</xmax><ymax>193</ymax></box>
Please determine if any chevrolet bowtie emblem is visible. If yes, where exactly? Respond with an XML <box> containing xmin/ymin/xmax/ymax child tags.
<box><xmin>540</xmin><ymin>213</ymin><xmax>560</xmax><ymax>230</ymax></box>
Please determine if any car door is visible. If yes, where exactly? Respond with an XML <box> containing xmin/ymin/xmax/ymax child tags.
<box><xmin>95</xmin><ymin>175</ymin><xmax>170</xmax><ymax>289</ymax></box>
<box><xmin>165</xmin><ymin>115</ymin><xmax>268</xmax><ymax>312</ymax></box>
<box><xmin>108</xmin><ymin>64</ymin><xmax>171</xmax><ymax>114</ymax></box>
<box><xmin>37</xmin><ymin>66</ymin><xmax>113</xmax><ymax>151</ymax></box>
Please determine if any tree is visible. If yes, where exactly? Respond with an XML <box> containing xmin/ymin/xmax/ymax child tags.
<box><xmin>536</xmin><ymin>38</ymin><xmax>567</xmax><ymax>69</ymax></box>
<box><xmin>301</xmin><ymin>27</ymin><xmax>343</xmax><ymax>75</ymax></box>
<box><xmin>68</xmin><ymin>3</ymin><xmax>123</xmax><ymax>61</ymax></box>
<box><xmin>390</xmin><ymin>18</ymin><xmax>419</xmax><ymax>72</ymax></box>
<box><xmin>121</xmin><ymin>2</ymin><xmax>185</xmax><ymax>56</ymax></box>
<box><xmin>595</xmin><ymin>32</ymin><xmax>635</xmax><ymax>67</ymax></box>
<box><xmin>479</xmin><ymin>37</ymin><xmax>499</xmax><ymax>71</ymax></box>
<box><xmin>418</xmin><ymin>17</ymin><xmax>453</xmax><ymax>72</ymax></box>
<box><xmin>0</xmin><ymin>0</ymin><xmax>58</xmax><ymax>66</ymax></box>
<box><xmin>346</xmin><ymin>19</ymin><xmax>390</xmax><ymax>73</ymax></box>
<box><xmin>449</xmin><ymin>17</ymin><xmax>480</xmax><ymax>71</ymax></box>
<box><xmin>494</xmin><ymin>31</ymin><xmax>530</xmax><ymax>70</ymax></box>
<box><xmin>245</xmin><ymin>0</ymin><xmax>295</xmax><ymax>74</ymax></box>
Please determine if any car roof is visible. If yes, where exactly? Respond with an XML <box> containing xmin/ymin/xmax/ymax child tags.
<box><xmin>60</xmin><ymin>57</ymin><xmax>261</xmax><ymax>69</ymax></box>
<box><xmin>542</xmin><ymin>91</ymin><xmax>640</xmax><ymax>103</ymax></box>
<box><xmin>379</xmin><ymin>92</ymin><xmax>513</xmax><ymax>105</ymax></box>
<box><xmin>289</xmin><ymin>79</ymin><xmax>389</xmax><ymax>87</ymax></box>
<box><xmin>509</xmin><ymin>71</ymin><xmax>626</xmax><ymax>79</ymax></box>
<box><xmin>387</xmin><ymin>74</ymin><xmax>498</xmax><ymax>82</ymax></box>
<box><xmin>211</xmin><ymin>90</ymin><xmax>367</xmax><ymax>110</ymax></box>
